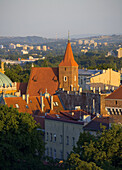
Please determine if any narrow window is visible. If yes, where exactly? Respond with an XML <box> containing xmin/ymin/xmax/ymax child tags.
<box><xmin>72</xmin><ymin>137</ymin><xmax>75</xmax><ymax>146</ymax></box>
<box><xmin>54</xmin><ymin>134</ymin><xmax>56</xmax><ymax>142</ymax></box>
<box><xmin>50</xmin><ymin>133</ymin><xmax>52</xmax><ymax>142</ymax></box>
<box><xmin>60</xmin><ymin>135</ymin><xmax>63</xmax><ymax>144</ymax></box>
<box><xmin>66</xmin><ymin>136</ymin><xmax>69</xmax><ymax>145</ymax></box>
<box><xmin>46</xmin><ymin>132</ymin><xmax>48</xmax><ymax>141</ymax></box>
<box><xmin>50</xmin><ymin>148</ymin><xmax>52</xmax><ymax>157</ymax></box>
<box><xmin>64</xmin><ymin>76</ymin><xmax>67</xmax><ymax>82</ymax></box>
<box><xmin>74</xmin><ymin>75</ymin><xmax>76</xmax><ymax>81</ymax></box>
<box><xmin>54</xmin><ymin>149</ymin><xmax>56</xmax><ymax>159</ymax></box>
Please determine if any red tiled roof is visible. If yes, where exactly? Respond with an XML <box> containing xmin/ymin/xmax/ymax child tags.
<box><xmin>105</xmin><ymin>85</ymin><xmax>122</xmax><ymax>100</ymax></box>
<box><xmin>59</xmin><ymin>42</ymin><xmax>78</xmax><ymax>67</ymax></box>
<box><xmin>5</xmin><ymin>95</ymin><xmax>64</xmax><ymax>115</ymax></box>
<box><xmin>17</xmin><ymin>82</ymin><xmax>28</xmax><ymax>95</ymax></box>
<box><xmin>27</xmin><ymin>67</ymin><xmax>59</xmax><ymax>96</ymax></box>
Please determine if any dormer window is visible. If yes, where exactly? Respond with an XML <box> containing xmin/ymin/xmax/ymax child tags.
<box><xmin>26</xmin><ymin>105</ymin><xmax>29</xmax><ymax>108</ymax></box>
<box><xmin>64</xmin><ymin>76</ymin><xmax>67</xmax><ymax>82</ymax></box>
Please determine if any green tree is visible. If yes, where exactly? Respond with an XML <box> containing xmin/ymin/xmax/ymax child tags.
<box><xmin>0</xmin><ymin>105</ymin><xmax>44</xmax><ymax>169</ymax></box>
<box><xmin>72</xmin><ymin>125</ymin><xmax>122</xmax><ymax>169</ymax></box>
<box><xmin>68</xmin><ymin>153</ymin><xmax>102</xmax><ymax>170</ymax></box>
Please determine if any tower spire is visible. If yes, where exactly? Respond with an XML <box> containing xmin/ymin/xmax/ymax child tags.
<box><xmin>68</xmin><ymin>30</ymin><xmax>70</xmax><ymax>42</ymax></box>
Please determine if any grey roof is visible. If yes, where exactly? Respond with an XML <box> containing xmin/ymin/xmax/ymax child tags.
<box><xmin>78</xmin><ymin>69</ymin><xmax>102</xmax><ymax>76</ymax></box>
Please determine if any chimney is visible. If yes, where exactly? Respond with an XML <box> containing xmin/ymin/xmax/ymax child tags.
<box><xmin>79</xmin><ymin>87</ymin><xmax>82</xmax><ymax>93</ymax></box>
<box><xmin>98</xmin><ymin>87</ymin><xmax>101</xmax><ymax>93</ymax></box>
<box><xmin>51</xmin><ymin>96</ymin><xmax>53</xmax><ymax>110</ymax></box>
<box><xmin>26</xmin><ymin>94</ymin><xmax>29</xmax><ymax>104</ymax></box>
<box><xmin>93</xmin><ymin>87</ymin><xmax>95</xmax><ymax>93</ymax></box>
<box><xmin>41</xmin><ymin>96</ymin><xmax>44</xmax><ymax>112</ymax></box>
<box><xmin>22</xmin><ymin>94</ymin><xmax>25</xmax><ymax>100</ymax></box>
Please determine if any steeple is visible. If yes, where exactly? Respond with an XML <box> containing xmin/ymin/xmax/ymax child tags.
<box><xmin>58</xmin><ymin>33</ymin><xmax>79</xmax><ymax>91</ymax></box>
<box><xmin>59</xmin><ymin>35</ymin><xmax>78</xmax><ymax>67</ymax></box>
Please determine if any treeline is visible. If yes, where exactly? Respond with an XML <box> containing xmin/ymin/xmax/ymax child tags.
<box><xmin>4</xmin><ymin>54</ymin><xmax>122</xmax><ymax>83</ymax></box>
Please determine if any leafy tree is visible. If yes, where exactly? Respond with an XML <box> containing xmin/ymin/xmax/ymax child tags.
<box><xmin>68</xmin><ymin>153</ymin><xmax>102</xmax><ymax>170</ymax></box>
<box><xmin>0</xmin><ymin>105</ymin><xmax>44</xmax><ymax>169</ymax></box>
<box><xmin>71</xmin><ymin>125</ymin><xmax>122</xmax><ymax>169</ymax></box>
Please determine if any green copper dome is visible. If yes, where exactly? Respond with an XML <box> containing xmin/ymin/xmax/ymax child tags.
<box><xmin>0</xmin><ymin>72</ymin><xmax>12</xmax><ymax>87</ymax></box>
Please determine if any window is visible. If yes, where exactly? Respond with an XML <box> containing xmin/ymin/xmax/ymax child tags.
<box><xmin>50</xmin><ymin>133</ymin><xmax>52</xmax><ymax>142</ymax></box>
<box><xmin>74</xmin><ymin>75</ymin><xmax>76</xmax><ymax>81</ymax></box>
<box><xmin>46</xmin><ymin>132</ymin><xmax>48</xmax><ymax>141</ymax></box>
<box><xmin>64</xmin><ymin>76</ymin><xmax>67</xmax><ymax>82</ymax></box>
<box><xmin>50</xmin><ymin>148</ymin><xmax>52</xmax><ymax>157</ymax></box>
<box><xmin>81</xmin><ymin>79</ymin><xmax>83</xmax><ymax>84</ymax></box>
<box><xmin>54</xmin><ymin>149</ymin><xmax>56</xmax><ymax>159</ymax></box>
<box><xmin>60</xmin><ymin>150</ymin><xmax>63</xmax><ymax>159</ymax></box>
<box><xmin>54</xmin><ymin>134</ymin><xmax>56</xmax><ymax>142</ymax></box>
<box><xmin>60</xmin><ymin>135</ymin><xmax>63</xmax><ymax>144</ymax></box>
<box><xmin>115</xmin><ymin>101</ymin><xmax>117</xmax><ymax>105</ymax></box>
<box><xmin>65</xmin><ymin>67</ymin><xmax>66</xmax><ymax>71</ymax></box>
<box><xmin>72</xmin><ymin>137</ymin><xmax>75</xmax><ymax>146</ymax></box>
<box><xmin>66</xmin><ymin>136</ymin><xmax>69</xmax><ymax>145</ymax></box>
<box><xmin>46</xmin><ymin>147</ymin><xmax>49</xmax><ymax>156</ymax></box>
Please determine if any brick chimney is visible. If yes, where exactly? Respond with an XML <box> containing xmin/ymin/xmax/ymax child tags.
<box><xmin>51</xmin><ymin>96</ymin><xmax>53</xmax><ymax>110</ymax></box>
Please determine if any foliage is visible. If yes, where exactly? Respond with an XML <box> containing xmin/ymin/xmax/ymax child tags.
<box><xmin>68</xmin><ymin>153</ymin><xmax>102</xmax><ymax>170</ymax></box>
<box><xmin>5</xmin><ymin>64</ymin><xmax>30</xmax><ymax>82</ymax></box>
<box><xmin>0</xmin><ymin>105</ymin><xmax>44</xmax><ymax>169</ymax></box>
<box><xmin>70</xmin><ymin>125</ymin><xmax>122</xmax><ymax>169</ymax></box>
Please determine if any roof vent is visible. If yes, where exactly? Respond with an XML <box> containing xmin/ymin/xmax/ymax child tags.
<box><xmin>15</xmin><ymin>104</ymin><xmax>19</xmax><ymax>108</ymax></box>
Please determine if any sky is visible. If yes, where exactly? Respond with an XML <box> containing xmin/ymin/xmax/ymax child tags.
<box><xmin>0</xmin><ymin>0</ymin><xmax>122</xmax><ymax>38</ymax></box>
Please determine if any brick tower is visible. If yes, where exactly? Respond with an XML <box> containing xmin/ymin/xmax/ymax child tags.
<box><xmin>59</xmin><ymin>39</ymin><xmax>78</xmax><ymax>91</ymax></box>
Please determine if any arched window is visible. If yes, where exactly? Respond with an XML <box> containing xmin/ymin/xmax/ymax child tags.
<box><xmin>64</xmin><ymin>76</ymin><xmax>67</xmax><ymax>82</ymax></box>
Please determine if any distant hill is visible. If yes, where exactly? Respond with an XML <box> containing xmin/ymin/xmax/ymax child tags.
<box><xmin>0</xmin><ymin>36</ymin><xmax>57</xmax><ymax>45</ymax></box>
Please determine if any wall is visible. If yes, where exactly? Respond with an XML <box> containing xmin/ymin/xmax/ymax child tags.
<box><xmin>45</xmin><ymin>118</ymin><xmax>83</xmax><ymax>160</ymax></box>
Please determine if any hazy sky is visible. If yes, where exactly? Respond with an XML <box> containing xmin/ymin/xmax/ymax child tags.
<box><xmin>0</xmin><ymin>0</ymin><xmax>122</xmax><ymax>38</ymax></box>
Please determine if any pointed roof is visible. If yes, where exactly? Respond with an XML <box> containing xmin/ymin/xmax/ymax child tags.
<box><xmin>59</xmin><ymin>41</ymin><xmax>78</xmax><ymax>67</ymax></box>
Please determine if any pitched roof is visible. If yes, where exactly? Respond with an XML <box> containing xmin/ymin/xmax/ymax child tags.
<box><xmin>27</xmin><ymin>67</ymin><xmax>59</xmax><ymax>96</ymax></box>
<box><xmin>59</xmin><ymin>41</ymin><xmax>78</xmax><ymax>67</ymax></box>
<box><xmin>83</xmin><ymin>116</ymin><xmax>110</xmax><ymax>131</ymax></box>
<box><xmin>105</xmin><ymin>85</ymin><xmax>122</xmax><ymax>100</ymax></box>
<box><xmin>4</xmin><ymin>95</ymin><xmax>64</xmax><ymax>115</ymax></box>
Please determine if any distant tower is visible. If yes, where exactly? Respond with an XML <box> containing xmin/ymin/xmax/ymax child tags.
<box><xmin>59</xmin><ymin>32</ymin><xmax>78</xmax><ymax>91</ymax></box>
<box><xmin>0</xmin><ymin>61</ymin><xmax>5</xmax><ymax>74</ymax></box>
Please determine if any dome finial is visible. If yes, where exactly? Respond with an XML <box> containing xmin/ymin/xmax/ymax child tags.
<box><xmin>68</xmin><ymin>30</ymin><xmax>70</xmax><ymax>42</ymax></box>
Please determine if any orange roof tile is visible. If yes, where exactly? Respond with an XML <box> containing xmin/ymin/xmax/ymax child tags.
<box><xmin>105</xmin><ymin>85</ymin><xmax>122</xmax><ymax>100</ymax></box>
<box><xmin>59</xmin><ymin>41</ymin><xmax>78</xmax><ymax>67</ymax></box>
<box><xmin>5</xmin><ymin>95</ymin><xmax>64</xmax><ymax>115</ymax></box>
<box><xmin>27</xmin><ymin>67</ymin><xmax>59</xmax><ymax>96</ymax></box>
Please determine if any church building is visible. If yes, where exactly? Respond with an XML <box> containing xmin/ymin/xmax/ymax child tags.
<box><xmin>27</xmin><ymin>39</ymin><xmax>79</xmax><ymax>96</ymax></box>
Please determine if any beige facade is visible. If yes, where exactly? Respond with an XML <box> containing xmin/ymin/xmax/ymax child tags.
<box><xmin>45</xmin><ymin>118</ymin><xmax>83</xmax><ymax>160</ymax></box>
<box><xmin>118</xmin><ymin>48</ymin><xmax>122</xmax><ymax>58</ymax></box>
<box><xmin>90</xmin><ymin>68</ymin><xmax>120</xmax><ymax>87</ymax></box>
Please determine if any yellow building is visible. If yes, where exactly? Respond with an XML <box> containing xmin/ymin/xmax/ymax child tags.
<box><xmin>118</xmin><ymin>48</ymin><xmax>122</xmax><ymax>58</ymax></box>
<box><xmin>90</xmin><ymin>68</ymin><xmax>120</xmax><ymax>89</ymax></box>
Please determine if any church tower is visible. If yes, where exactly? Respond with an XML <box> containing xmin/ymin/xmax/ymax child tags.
<box><xmin>59</xmin><ymin>37</ymin><xmax>78</xmax><ymax>91</ymax></box>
